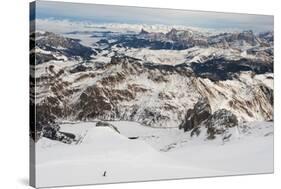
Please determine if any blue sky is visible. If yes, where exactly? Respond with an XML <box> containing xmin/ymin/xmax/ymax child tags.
<box><xmin>35</xmin><ymin>1</ymin><xmax>273</xmax><ymax>32</ymax></box>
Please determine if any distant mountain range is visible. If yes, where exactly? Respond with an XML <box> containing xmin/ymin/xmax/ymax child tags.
<box><xmin>30</xmin><ymin>27</ymin><xmax>273</xmax><ymax>141</ymax></box>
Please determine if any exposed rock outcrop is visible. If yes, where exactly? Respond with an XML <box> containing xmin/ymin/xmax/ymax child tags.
<box><xmin>179</xmin><ymin>98</ymin><xmax>211</xmax><ymax>131</ymax></box>
<box><xmin>42</xmin><ymin>125</ymin><xmax>76</xmax><ymax>144</ymax></box>
<box><xmin>180</xmin><ymin>99</ymin><xmax>238</xmax><ymax>140</ymax></box>
<box><xmin>205</xmin><ymin>109</ymin><xmax>238</xmax><ymax>140</ymax></box>
<box><xmin>96</xmin><ymin>121</ymin><xmax>120</xmax><ymax>133</ymax></box>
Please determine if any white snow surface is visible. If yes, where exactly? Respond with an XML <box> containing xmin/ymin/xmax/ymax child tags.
<box><xmin>36</xmin><ymin>121</ymin><xmax>273</xmax><ymax>188</ymax></box>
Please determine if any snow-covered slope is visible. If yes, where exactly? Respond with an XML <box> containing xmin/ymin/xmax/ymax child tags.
<box><xmin>36</xmin><ymin>121</ymin><xmax>273</xmax><ymax>187</ymax></box>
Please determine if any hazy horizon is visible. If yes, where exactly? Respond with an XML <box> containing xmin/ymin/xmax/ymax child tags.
<box><xmin>34</xmin><ymin>1</ymin><xmax>273</xmax><ymax>32</ymax></box>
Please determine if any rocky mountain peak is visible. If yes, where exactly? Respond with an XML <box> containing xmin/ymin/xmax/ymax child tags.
<box><xmin>140</xmin><ymin>28</ymin><xmax>149</xmax><ymax>35</ymax></box>
<box><xmin>166</xmin><ymin>28</ymin><xmax>194</xmax><ymax>41</ymax></box>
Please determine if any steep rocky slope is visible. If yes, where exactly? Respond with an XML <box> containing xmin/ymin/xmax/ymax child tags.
<box><xmin>34</xmin><ymin>55</ymin><xmax>273</xmax><ymax>128</ymax></box>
